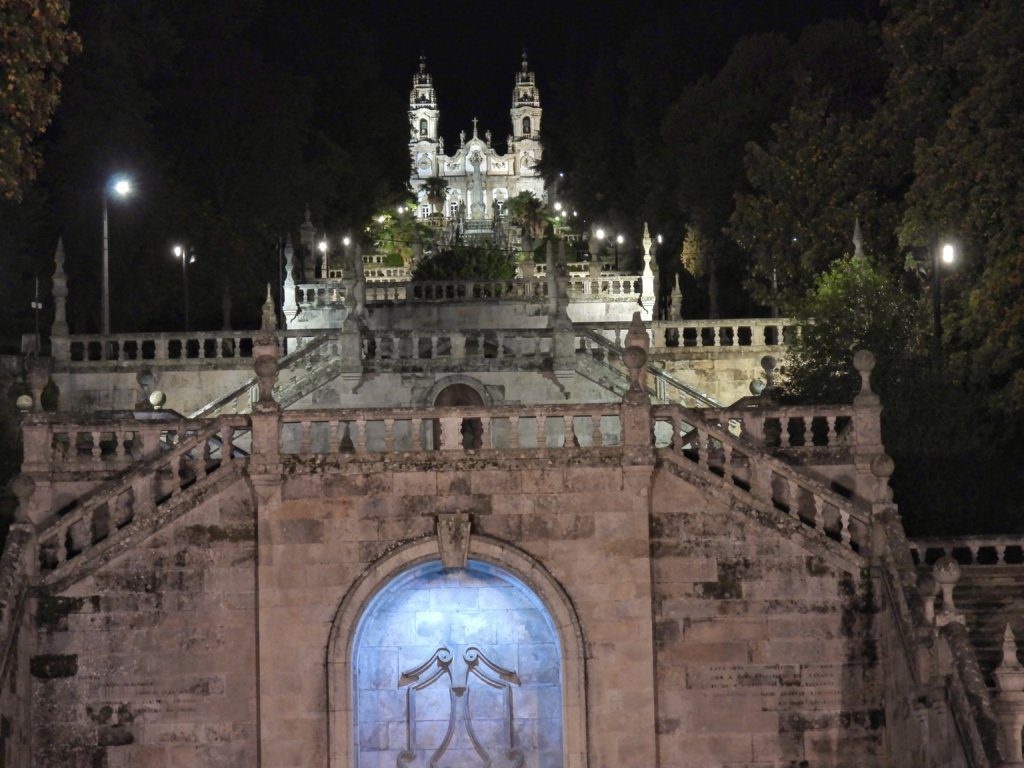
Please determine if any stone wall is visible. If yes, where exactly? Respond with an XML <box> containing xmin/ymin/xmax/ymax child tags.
<box><xmin>30</xmin><ymin>481</ymin><xmax>258</xmax><ymax>767</ymax></box>
<box><xmin>650</xmin><ymin>467</ymin><xmax>885</xmax><ymax>767</ymax></box>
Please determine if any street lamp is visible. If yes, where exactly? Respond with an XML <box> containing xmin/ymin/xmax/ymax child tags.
<box><xmin>318</xmin><ymin>238</ymin><xmax>328</xmax><ymax>277</ymax></box>
<box><xmin>173</xmin><ymin>245</ymin><xmax>196</xmax><ymax>331</ymax></box>
<box><xmin>102</xmin><ymin>176</ymin><xmax>133</xmax><ymax>335</ymax></box>
<box><xmin>614</xmin><ymin>234</ymin><xmax>625</xmax><ymax>270</ymax></box>
<box><xmin>932</xmin><ymin>240</ymin><xmax>956</xmax><ymax>363</ymax></box>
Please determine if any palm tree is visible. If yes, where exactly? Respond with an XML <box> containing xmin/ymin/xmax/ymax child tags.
<box><xmin>507</xmin><ymin>191</ymin><xmax>548</xmax><ymax>252</ymax></box>
<box><xmin>422</xmin><ymin>176</ymin><xmax>448</xmax><ymax>216</ymax></box>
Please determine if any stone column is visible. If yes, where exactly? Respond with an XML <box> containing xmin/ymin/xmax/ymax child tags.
<box><xmin>994</xmin><ymin>625</ymin><xmax>1024</xmax><ymax>765</ymax></box>
<box><xmin>251</xmin><ymin>287</ymin><xmax>281</xmax><ymax>469</ymax></box>
<box><xmin>641</xmin><ymin>222</ymin><xmax>656</xmax><ymax>321</ymax></box>
<box><xmin>282</xmin><ymin>236</ymin><xmax>298</xmax><ymax>325</ymax></box>
<box><xmin>50</xmin><ymin>238</ymin><xmax>69</xmax><ymax>363</ymax></box>
<box><xmin>620</xmin><ymin>311</ymin><xmax>654</xmax><ymax>455</ymax></box>
<box><xmin>851</xmin><ymin>350</ymin><xmax>884</xmax><ymax>507</ymax></box>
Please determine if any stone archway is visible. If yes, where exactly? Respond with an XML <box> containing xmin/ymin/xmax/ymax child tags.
<box><xmin>326</xmin><ymin>536</ymin><xmax>588</xmax><ymax>768</ymax></box>
<box><xmin>431</xmin><ymin>378</ymin><xmax>487</xmax><ymax>450</ymax></box>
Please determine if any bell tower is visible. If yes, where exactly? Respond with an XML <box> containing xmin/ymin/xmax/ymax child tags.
<box><xmin>409</xmin><ymin>56</ymin><xmax>440</xmax><ymax>181</ymax></box>
<box><xmin>510</xmin><ymin>51</ymin><xmax>542</xmax><ymax>141</ymax></box>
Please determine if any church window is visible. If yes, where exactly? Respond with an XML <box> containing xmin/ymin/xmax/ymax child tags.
<box><xmin>522</xmin><ymin>116</ymin><xmax>531</xmax><ymax>135</ymax></box>
<box><xmin>419</xmin><ymin>119</ymin><xmax>428</xmax><ymax>137</ymax></box>
<box><xmin>420</xmin><ymin>204</ymin><xmax>430</xmax><ymax>218</ymax></box>
<box><xmin>449</xmin><ymin>201</ymin><xmax>459</xmax><ymax>218</ymax></box>
<box><xmin>352</xmin><ymin>561</ymin><xmax>564</xmax><ymax>768</ymax></box>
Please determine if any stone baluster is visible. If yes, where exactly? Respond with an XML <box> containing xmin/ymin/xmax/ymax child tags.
<box><xmin>411</xmin><ymin>418</ymin><xmax>423</xmax><ymax>451</ymax></box>
<box><xmin>479</xmin><ymin>416</ymin><xmax>490</xmax><ymax>449</ymax></box>
<box><xmin>508</xmin><ymin>416</ymin><xmax>520</xmax><ymax>449</ymax></box>
<box><xmin>299</xmin><ymin>420</ymin><xmax>312</xmax><ymax>455</ymax></box>
<box><xmin>721</xmin><ymin>443</ymin><xmax>734</xmax><ymax>483</ymax></box>
<box><xmin>591</xmin><ymin>414</ymin><xmax>603</xmax><ymax>447</ymax></box>
<box><xmin>169</xmin><ymin>453</ymin><xmax>183</xmax><ymax>497</ymax></box>
<box><xmin>997</xmin><ymin>544</ymin><xmax>1007</xmax><ymax>564</ymax></box>
<box><xmin>355</xmin><ymin>417</ymin><xmax>367</xmax><ymax>453</ymax></box>
<box><xmin>451</xmin><ymin>332</ymin><xmax>466</xmax><ymax>359</ymax></box>
<box><xmin>787</xmin><ymin>479</ymin><xmax>800</xmax><ymax>518</ymax></box>
<box><xmin>197</xmin><ymin>439</ymin><xmax>210</xmax><ymax>479</ymax></box>
<box><xmin>536</xmin><ymin>414</ymin><xmax>547</xmax><ymax>448</ymax></box>
<box><xmin>826</xmin><ymin>416</ymin><xmax>838</xmax><ymax>445</ymax></box>
<box><xmin>384</xmin><ymin>418</ymin><xmax>395</xmax><ymax>452</ymax></box>
<box><xmin>778</xmin><ymin>417</ymin><xmax>791</xmax><ymax>449</ymax></box>
<box><xmin>329</xmin><ymin>420</ymin><xmax>342</xmax><ymax>453</ymax></box>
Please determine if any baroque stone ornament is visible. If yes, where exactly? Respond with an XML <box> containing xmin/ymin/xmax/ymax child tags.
<box><xmin>436</xmin><ymin>513</ymin><xmax>471</xmax><ymax>569</ymax></box>
<box><xmin>397</xmin><ymin>646</ymin><xmax>523</xmax><ymax>768</ymax></box>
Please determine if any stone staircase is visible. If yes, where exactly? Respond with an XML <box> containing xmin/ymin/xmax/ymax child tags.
<box><xmin>574</xmin><ymin>329</ymin><xmax>723</xmax><ymax>408</ymax></box>
<box><xmin>34</xmin><ymin>415</ymin><xmax>250</xmax><ymax>592</ymax></box>
<box><xmin>190</xmin><ymin>332</ymin><xmax>334</xmax><ymax>417</ymax></box>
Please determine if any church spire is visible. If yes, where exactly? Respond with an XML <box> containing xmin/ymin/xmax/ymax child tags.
<box><xmin>511</xmin><ymin>51</ymin><xmax>541</xmax><ymax>141</ymax></box>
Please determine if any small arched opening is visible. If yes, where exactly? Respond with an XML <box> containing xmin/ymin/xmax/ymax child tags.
<box><xmin>522</xmin><ymin>116</ymin><xmax>532</xmax><ymax>136</ymax></box>
<box><xmin>434</xmin><ymin>382</ymin><xmax>484</xmax><ymax>450</ymax></box>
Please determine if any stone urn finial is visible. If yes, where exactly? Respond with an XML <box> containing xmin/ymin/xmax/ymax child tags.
<box><xmin>853</xmin><ymin>349</ymin><xmax>879</xmax><ymax>405</ymax></box>
<box><xmin>27</xmin><ymin>361</ymin><xmax>49</xmax><ymax>412</ymax></box>
<box><xmin>622</xmin><ymin>311</ymin><xmax>650</xmax><ymax>403</ymax></box>
<box><xmin>1000</xmin><ymin>624</ymin><xmax>1023</xmax><ymax>670</ymax></box>
<box><xmin>9</xmin><ymin>474</ymin><xmax>34</xmax><ymax>523</ymax></box>
<box><xmin>932</xmin><ymin>554</ymin><xmax>962</xmax><ymax>623</ymax></box>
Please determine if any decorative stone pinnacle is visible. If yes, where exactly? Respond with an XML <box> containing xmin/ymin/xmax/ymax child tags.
<box><xmin>419</xmin><ymin>54</ymin><xmax>427</xmax><ymax>74</ymax></box>
<box><xmin>853</xmin><ymin>216</ymin><xmax>864</xmax><ymax>260</ymax></box>
<box><xmin>261</xmin><ymin>284</ymin><xmax>278</xmax><ymax>332</ymax></box>
<box><xmin>472</xmin><ymin>117</ymin><xmax>478</xmax><ymax>138</ymax></box>
<box><xmin>51</xmin><ymin>237</ymin><xmax>69</xmax><ymax>337</ymax></box>
<box><xmin>304</xmin><ymin>204</ymin><xmax>311</xmax><ymax>224</ymax></box>
<box><xmin>932</xmin><ymin>554</ymin><xmax>963</xmax><ymax>623</ymax></box>
<box><xmin>1000</xmin><ymin>624</ymin><xmax>1022</xmax><ymax>670</ymax></box>
<box><xmin>622</xmin><ymin>311</ymin><xmax>650</xmax><ymax>402</ymax></box>
<box><xmin>642</xmin><ymin>222</ymin><xmax>652</xmax><ymax>255</ymax></box>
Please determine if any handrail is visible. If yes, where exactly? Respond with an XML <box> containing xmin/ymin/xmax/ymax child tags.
<box><xmin>190</xmin><ymin>333</ymin><xmax>332</xmax><ymax>418</ymax></box>
<box><xmin>652</xmin><ymin>403</ymin><xmax>872</xmax><ymax>558</ymax></box>
<box><xmin>36</xmin><ymin>415</ymin><xmax>250</xmax><ymax>584</ymax></box>
<box><xmin>576</xmin><ymin>327</ymin><xmax>722</xmax><ymax>408</ymax></box>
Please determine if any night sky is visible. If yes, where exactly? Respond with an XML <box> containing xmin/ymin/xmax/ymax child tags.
<box><xmin>265</xmin><ymin>0</ymin><xmax>875</xmax><ymax>153</ymax></box>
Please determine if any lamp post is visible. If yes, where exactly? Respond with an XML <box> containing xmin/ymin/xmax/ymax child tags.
<box><xmin>318</xmin><ymin>238</ymin><xmax>328</xmax><ymax>278</ymax></box>
<box><xmin>173</xmin><ymin>245</ymin><xmax>196</xmax><ymax>332</ymax></box>
<box><xmin>102</xmin><ymin>176</ymin><xmax>133</xmax><ymax>335</ymax></box>
<box><xmin>932</xmin><ymin>240</ymin><xmax>956</xmax><ymax>363</ymax></box>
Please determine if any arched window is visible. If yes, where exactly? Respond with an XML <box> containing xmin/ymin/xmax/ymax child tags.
<box><xmin>522</xmin><ymin>116</ymin><xmax>531</xmax><ymax>136</ymax></box>
<box><xmin>351</xmin><ymin>560</ymin><xmax>564</xmax><ymax>768</ymax></box>
<box><xmin>419</xmin><ymin>119</ymin><xmax>428</xmax><ymax>137</ymax></box>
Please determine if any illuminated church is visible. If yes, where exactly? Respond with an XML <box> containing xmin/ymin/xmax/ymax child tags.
<box><xmin>408</xmin><ymin>54</ymin><xmax>546</xmax><ymax>221</ymax></box>
<box><xmin>0</xmin><ymin>57</ymin><xmax>1020</xmax><ymax>768</ymax></box>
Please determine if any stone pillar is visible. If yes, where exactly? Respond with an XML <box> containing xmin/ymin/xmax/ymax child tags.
<box><xmin>994</xmin><ymin>625</ymin><xmax>1024</xmax><ymax>765</ymax></box>
<box><xmin>51</xmin><ymin>238</ymin><xmax>69</xmax><ymax>363</ymax></box>
<box><xmin>851</xmin><ymin>350</ymin><xmax>884</xmax><ymax>506</ymax></box>
<box><xmin>282</xmin><ymin>236</ymin><xmax>298</xmax><ymax>325</ymax></box>
<box><xmin>621</xmin><ymin>311</ymin><xmax>653</xmax><ymax>453</ymax></box>
<box><xmin>251</xmin><ymin>287</ymin><xmax>281</xmax><ymax>468</ymax></box>
<box><xmin>640</xmin><ymin>222</ymin><xmax>656</xmax><ymax>321</ymax></box>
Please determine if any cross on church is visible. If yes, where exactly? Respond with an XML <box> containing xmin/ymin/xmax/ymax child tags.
<box><xmin>472</xmin><ymin>117</ymin><xmax>478</xmax><ymax>136</ymax></box>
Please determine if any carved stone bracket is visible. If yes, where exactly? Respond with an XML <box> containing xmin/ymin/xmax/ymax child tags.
<box><xmin>436</xmin><ymin>513</ymin><xmax>471</xmax><ymax>569</ymax></box>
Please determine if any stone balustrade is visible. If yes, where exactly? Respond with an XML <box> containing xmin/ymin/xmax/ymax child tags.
<box><xmin>653</xmin><ymin>404</ymin><xmax>871</xmax><ymax>557</ymax></box>
<box><xmin>567</xmin><ymin>274</ymin><xmax>644</xmax><ymax>299</ymax></box>
<box><xmin>60</xmin><ymin>330</ymin><xmax>316</xmax><ymax>367</ymax></box>
<box><xmin>588</xmin><ymin>318</ymin><xmax>794</xmax><ymax>351</ymax></box>
<box><xmin>363</xmin><ymin>328</ymin><xmax>553</xmax><ymax>366</ymax></box>
<box><xmin>279</xmin><ymin>404</ymin><xmax>623</xmax><ymax>456</ymax></box>
<box><xmin>705</xmin><ymin>405</ymin><xmax>855</xmax><ymax>449</ymax></box>
<box><xmin>35</xmin><ymin>415</ymin><xmax>249</xmax><ymax>583</ymax></box>
<box><xmin>295</xmin><ymin>282</ymin><xmax>347</xmax><ymax>306</ymax></box>
<box><xmin>909</xmin><ymin>537</ymin><xmax>1024</xmax><ymax>566</ymax></box>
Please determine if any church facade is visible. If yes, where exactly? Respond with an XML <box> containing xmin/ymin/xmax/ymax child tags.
<box><xmin>409</xmin><ymin>55</ymin><xmax>546</xmax><ymax>221</ymax></box>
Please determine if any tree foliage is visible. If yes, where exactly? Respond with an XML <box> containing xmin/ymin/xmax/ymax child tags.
<box><xmin>0</xmin><ymin>0</ymin><xmax>79</xmax><ymax>200</ymax></box>
<box><xmin>411</xmin><ymin>245</ymin><xmax>515</xmax><ymax>282</ymax></box>
<box><xmin>781</xmin><ymin>255</ymin><xmax>925</xmax><ymax>403</ymax></box>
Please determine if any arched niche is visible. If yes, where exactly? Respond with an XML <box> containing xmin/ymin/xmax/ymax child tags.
<box><xmin>327</xmin><ymin>536</ymin><xmax>587</xmax><ymax>768</ymax></box>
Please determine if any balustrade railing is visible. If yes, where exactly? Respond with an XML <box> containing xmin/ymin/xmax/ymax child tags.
<box><xmin>36</xmin><ymin>415</ymin><xmax>249</xmax><ymax>582</ymax></box>
<box><xmin>909</xmin><ymin>537</ymin><xmax>1024</xmax><ymax>566</ymax></box>
<box><xmin>588</xmin><ymin>318</ymin><xmax>794</xmax><ymax>351</ymax></box>
<box><xmin>567</xmin><ymin>275</ymin><xmax>643</xmax><ymax>298</ymax></box>
<box><xmin>63</xmin><ymin>330</ymin><xmax>316</xmax><ymax>366</ymax></box>
<box><xmin>279</xmin><ymin>404</ymin><xmax>622</xmax><ymax>456</ymax></box>
<box><xmin>363</xmin><ymin>329</ymin><xmax>552</xmax><ymax>365</ymax></box>
<box><xmin>704</xmin><ymin>406</ymin><xmax>854</xmax><ymax>449</ymax></box>
<box><xmin>295</xmin><ymin>282</ymin><xmax>347</xmax><ymax>306</ymax></box>
<box><xmin>652</xmin><ymin>404</ymin><xmax>870</xmax><ymax>557</ymax></box>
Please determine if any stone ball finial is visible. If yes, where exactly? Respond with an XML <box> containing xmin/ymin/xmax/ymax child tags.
<box><xmin>932</xmin><ymin>554</ymin><xmax>962</xmax><ymax>586</ymax></box>
<box><xmin>149</xmin><ymin>391</ymin><xmax>166</xmax><ymax>409</ymax></box>
<box><xmin>15</xmin><ymin>394</ymin><xmax>32</xmax><ymax>412</ymax></box>
<box><xmin>760</xmin><ymin>355</ymin><xmax>777</xmax><ymax>374</ymax></box>
<box><xmin>749</xmin><ymin>379</ymin><xmax>766</xmax><ymax>396</ymax></box>
<box><xmin>870</xmin><ymin>453</ymin><xmax>895</xmax><ymax>479</ymax></box>
<box><xmin>853</xmin><ymin>349</ymin><xmax>875</xmax><ymax>373</ymax></box>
